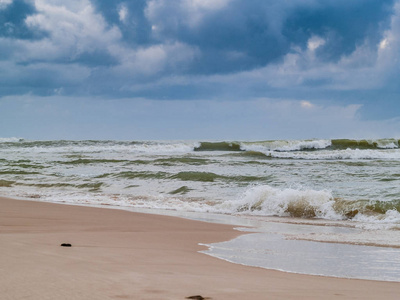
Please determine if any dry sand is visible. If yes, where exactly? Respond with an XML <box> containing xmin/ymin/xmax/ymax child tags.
<box><xmin>0</xmin><ymin>196</ymin><xmax>399</xmax><ymax>299</ymax></box>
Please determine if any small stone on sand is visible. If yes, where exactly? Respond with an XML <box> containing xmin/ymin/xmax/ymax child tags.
<box><xmin>186</xmin><ymin>296</ymin><xmax>210</xmax><ymax>300</ymax></box>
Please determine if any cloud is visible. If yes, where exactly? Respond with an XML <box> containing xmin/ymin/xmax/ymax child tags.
<box><xmin>301</xmin><ymin>101</ymin><xmax>315</xmax><ymax>109</ymax></box>
<box><xmin>307</xmin><ymin>36</ymin><xmax>326</xmax><ymax>52</ymax></box>
<box><xmin>376</xmin><ymin>2</ymin><xmax>400</xmax><ymax>78</ymax></box>
<box><xmin>118</xmin><ymin>2</ymin><xmax>128</xmax><ymax>23</ymax></box>
<box><xmin>0</xmin><ymin>0</ymin><xmax>399</xmax><ymax>137</ymax></box>
<box><xmin>0</xmin><ymin>0</ymin><xmax>43</xmax><ymax>39</ymax></box>
<box><xmin>109</xmin><ymin>41</ymin><xmax>199</xmax><ymax>78</ymax></box>
<box><xmin>143</xmin><ymin>0</ymin><xmax>395</xmax><ymax>74</ymax></box>
<box><xmin>0</xmin><ymin>0</ymin><xmax>397</xmax><ymax>93</ymax></box>
<box><xmin>24</xmin><ymin>0</ymin><xmax>122</xmax><ymax>62</ymax></box>
<box><xmin>146</xmin><ymin>0</ymin><xmax>232</xmax><ymax>29</ymax></box>
<box><xmin>0</xmin><ymin>0</ymin><xmax>13</xmax><ymax>10</ymax></box>
<box><xmin>194</xmin><ymin>0</ymin><xmax>398</xmax><ymax>98</ymax></box>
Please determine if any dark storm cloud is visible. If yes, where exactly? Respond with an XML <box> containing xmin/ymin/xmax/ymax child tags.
<box><xmin>283</xmin><ymin>0</ymin><xmax>394</xmax><ymax>61</ymax></box>
<box><xmin>92</xmin><ymin>0</ymin><xmax>153</xmax><ymax>45</ymax></box>
<box><xmin>145</xmin><ymin>0</ymin><xmax>395</xmax><ymax>74</ymax></box>
<box><xmin>0</xmin><ymin>0</ymin><xmax>398</xmax><ymax>103</ymax></box>
<box><xmin>0</xmin><ymin>0</ymin><xmax>45</xmax><ymax>40</ymax></box>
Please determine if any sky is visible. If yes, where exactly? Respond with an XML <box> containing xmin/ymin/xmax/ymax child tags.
<box><xmin>0</xmin><ymin>0</ymin><xmax>399</xmax><ymax>140</ymax></box>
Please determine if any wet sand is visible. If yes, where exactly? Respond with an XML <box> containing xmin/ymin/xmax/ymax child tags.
<box><xmin>1</xmin><ymin>196</ymin><xmax>399</xmax><ymax>299</ymax></box>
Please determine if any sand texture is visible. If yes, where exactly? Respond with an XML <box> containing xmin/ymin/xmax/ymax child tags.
<box><xmin>1</xmin><ymin>196</ymin><xmax>400</xmax><ymax>299</ymax></box>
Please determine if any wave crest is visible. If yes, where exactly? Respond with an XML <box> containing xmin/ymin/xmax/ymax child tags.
<box><xmin>225</xmin><ymin>185</ymin><xmax>400</xmax><ymax>226</ymax></box>
<box><xmin>228</xmin><ymin>185</ymin><xmax>339</xmax><ymax>219</ymax></box>
<box><xmin>194</xmin><ymin>141</ymin><xmax>242</xmax><ymax>152</ymax></box>
<box><xmin>0</xmin><ymin>137</ymin><xmax>24</xmax><ymax>143</ymax></box>
<box><xmin>331</xmin><ymin>139</ymin><xmax>399</xmax><ymax>150</ymax></box>
<box><xmin>242</xmin><ymin>140</ymin><xmax>332</xmax><ymax>152</ymax></box>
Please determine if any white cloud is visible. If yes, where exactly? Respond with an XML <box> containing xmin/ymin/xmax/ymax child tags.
<box><xmin>379</xmin><ymin>38</ymin><xmax>389</xmax><ymax>50</ymax></box>
<box><xmin>110</xmin><ymin>41</ymin><xmax>199</xmax><ymax>79</ymax></box>
<box><xmin>22</xmin><ymin>0</ymin><xmax>122</xmax><ymax>61</ymax></box>
<box><xmin>18</xmin><ymin>0</ymin><xmax>199</xmax><ymax>79</ymax></box>
<box><xmin>118</xmin><ymin>3</ymin><xmax>129</xmax><ymax>24</ymax></box>
<box><xmin>0</xmin><ymin>0</ymin><xmax>12</xmax><ymax>10</ymax></box>
<box><xmin>300</xmin><ymin>100</ymin><xmax>314</xmax><ymax>109</ymax></box>
<box><xmin>146</xmin><ymin>0</ymin><xmax>232</xmax><ymax>31</ymax></box>
<box><xmin>376</xmin><ymin>1</ymin><xmax>400</xmax><ymax>74</ymax></box>
<box><xmin>307</xmin><ymin>36</ymin><xmax>325</xmax><ymax>52</ymax></box>
<box><xmin>190</xmin><ymin>0</ymin><xmax>231</xmax><ymax>10</ymax></box>
<box><xmin>181</xmin><ymin>0</ymin><xmax>231</xmax><ymax>27</ymax></box>
<box><xmin>0</xmin><ymin>0</ymin><xmax>204</xmax><ymax>94</ymax></box>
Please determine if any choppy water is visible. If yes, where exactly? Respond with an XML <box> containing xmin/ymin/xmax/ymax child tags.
<box><xmin>2</xmin><ymin>137</ymin><xmax>400</xmax><ymax>280</ymax></box>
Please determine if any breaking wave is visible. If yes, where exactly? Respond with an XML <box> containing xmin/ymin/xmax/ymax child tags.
<box><xmin>226</xmin><ymin>185</ymin><xmax>339</xmax><ymax>219</ymax></box>
<box><xmin>1</xmin><ymin>138</ymin><xmax>399</xmax><ymax>160</ymax></box>
<box><xmin>241</xmin><ymin>139</ymin><xmax>332</xmax><ymax>152</ymax></box>
<box><xmin>0</xmin><ymin>137</ymin><xmax>24</xmax><ymax>143</ymax></box>
<box><xmin>194</xmin><ymin>139</ymin><xmax>399</xmax><ymax>154</ymax></box>
<box><xmin>224</xmin><ymin>185</ymin><xmax>400</xmax><ymax>224</ymax></box>
<box><xmin>331</xmin><ymin>139</ymin><xmax>399</xmax><ymax>150</ymax></box>
<box><xmin>194</xmin><ymin>141</ymin><xmax>242</xmax><ymax>152</ymax></box>
<box><xmin>0</xmin><ymin>139</ymin><xmax>197</xmax><ymax>154</ymax></box>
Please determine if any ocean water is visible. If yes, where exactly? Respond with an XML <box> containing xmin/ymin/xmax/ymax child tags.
<box><xmin>2</xmin><ymin>138</ymin><xmax>400</xmax><ymax>280</ymax></box>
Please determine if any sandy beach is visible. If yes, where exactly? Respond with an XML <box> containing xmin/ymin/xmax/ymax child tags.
<box><xmin>1</xmin><ymin>196</ymin><xmax>400</xmax><ymax>299</ymax></box>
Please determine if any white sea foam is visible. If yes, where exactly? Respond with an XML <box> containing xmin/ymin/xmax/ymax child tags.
<box><xmin>375</xmin><ymin>140</ymin><xmax>399</xmax><ymax>149</ymax></box>
<box><xmin>267</xmin><ymin>148</ymin><xmax>400</xmax><ymax>160</ymax></box>
<box><xmin>352</xmin><ymin>210</ymin><xmax>400</xmax><ymax>230</ymax></box>
<box><xmin>11</xmin><ymin>189</ymin><xmax>220</xmax><ymax>214</ymax></box>
<box><xmin>0</xmin><ymin>137</ymin><xmax>23</xmax><ymax>143</ymax></box>
<box><xmin>126</xmin><ymin>141</ymin><xmax>198</xmax><ymax>154</ymax></box>
<box><xmin>239</xmin><ymin>139</ymin><xmax>400</xmax><ymax>160</ymax></box>
<box><xmin>217</xmin><ymin>185</ymin><xmax>400</xmax><ymax>229</ymax></box>
<box><xmin>222</xmin><ymin>185</ymin><xmax>342</xmax><ymax>219</ymax></box>
<box><xmin>241</xmin><ymin>139</ymin><xmax>331</xmax><ymax>152</ymax></box>
<box><xmin>0</xmin><ymin>140</ymin><xmax>198</xmax><ymax>154</ymax></box>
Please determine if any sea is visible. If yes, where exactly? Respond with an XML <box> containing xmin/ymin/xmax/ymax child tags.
<box><xmin>1</xmin><ymin>137</ymin><xmax>400</xmax><ymax>281</ymax></box>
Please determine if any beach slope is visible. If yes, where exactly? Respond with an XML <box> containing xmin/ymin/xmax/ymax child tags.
<box><xmin>0</xmin><ymin>196</ymin><xmax>399</xmax><ymax>299</ymax></box>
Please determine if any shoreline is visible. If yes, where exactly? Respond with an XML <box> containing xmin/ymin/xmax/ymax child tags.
<box><xmin>1</xmin><ymin>196</ymin><xmax>400</xmax><ymax>299</ymax></box>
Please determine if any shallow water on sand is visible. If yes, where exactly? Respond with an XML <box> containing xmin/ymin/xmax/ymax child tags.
<box><xmin>203</xmin><ymin>220</ymin><xmax>400</xmax><ymax>282</ymax></box>
<box><xmin>123</xmin><ymin>207</ymin><xmax>400</xmax><ymax>282</ymax></box>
